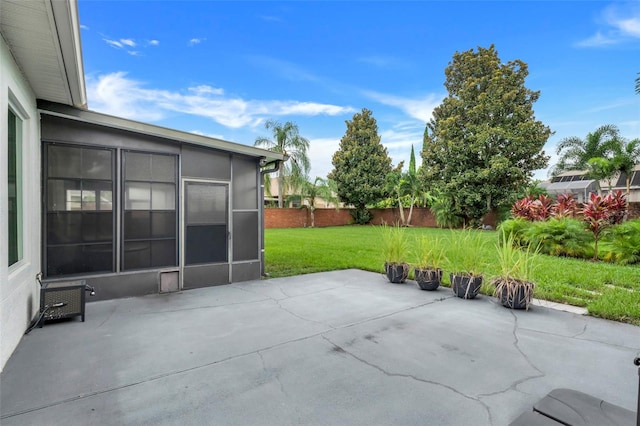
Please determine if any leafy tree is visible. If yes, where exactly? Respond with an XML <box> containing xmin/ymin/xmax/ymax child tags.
<box><xmin>422</xmin><ymin>45</ymin><xmax>551</xmax><ymax>224</ymax></box>
<box><xmin>612</xmin><ymin>138</ymin><xmax>640</xmax><ymax>199</ymax></box>
<box><xmin>554</xmin><ymin>124</ymin><xmax>621</xmax><ymax>175</ymax></box>
<box><xmin>329</xmin><ymin>108</ymin><xmax>392</xmax><ymax>222</ymax></box>
<box><xmin>255</xmin><ymin>120</ymin><xmax>310</xmax><ymax>208</ymax></box>
<box><xmin>586</xmin><ymin>157</ymin><xmax>616</xmax><ymax>195</ymax></box>
<box><xmin>409</xmin><ymin>144</ymin><xmax>417</xmax><ymax>175</ymax></box>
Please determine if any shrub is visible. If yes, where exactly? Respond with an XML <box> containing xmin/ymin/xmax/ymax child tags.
<box><xmin>524</xmin><ymin>218</ymin><xmax>591</xmax><ymax>258</ymax></box>
<box><xmin>551</xmin><ymin>193</ymin><xmax>580</xmax><ymax>219</ymax></box>
<box><xmin>498</xmin><ymin>218</ymin><xmax>530</xmax><ymax>247</ymax></box>
<box><xmin>350</xmin><ymin>208</ymin><xmax>372</xmax><ymax>225</ymax></box>
<box><xmin>444</xmin><ymin>229</ymin><xmax>487</xmax><ymax>276</ymax></box>
<box><xmin>380</xmin><ymin>224</ymin><xmax>408</xmax><ymax>264</ymax></box>
<box><xmin>603</xmin><ymin>220</ymin><xmax>640</xmax><ymax>265</ymax></box>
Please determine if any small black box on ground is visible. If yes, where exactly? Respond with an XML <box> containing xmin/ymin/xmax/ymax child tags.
<box><xmin>39</xmin><ymin>280</ymin><xmax>86</xmax><ymax>327</ymax></box>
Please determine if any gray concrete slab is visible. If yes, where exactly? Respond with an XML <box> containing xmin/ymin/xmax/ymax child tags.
<box><xmin>1</xmin><ymin>269</ymin><xmax>639</xmax><ymax>425</ymax></box>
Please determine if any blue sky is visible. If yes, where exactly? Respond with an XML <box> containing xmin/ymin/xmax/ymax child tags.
<box><xmin>78</xmin><ymin>1</ymin><xmax>639</xmax><ymax>181</ymax></box>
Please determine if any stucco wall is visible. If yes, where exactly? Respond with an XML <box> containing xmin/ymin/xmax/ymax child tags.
<box><xmin>1</xmin><ymin>37</ymin><xmax>42</xmax><ymax>372</ymax></box>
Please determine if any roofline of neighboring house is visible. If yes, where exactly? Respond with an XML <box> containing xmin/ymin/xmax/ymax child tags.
<box><xmin>38</xmin><ymin>100</ymin><xmax>286</xmax><ymax>162</ymax></box>
<box><xmin>50</xmin><ymin>0</ymin><xmax>87</xmax><ymax>108</ymax></box>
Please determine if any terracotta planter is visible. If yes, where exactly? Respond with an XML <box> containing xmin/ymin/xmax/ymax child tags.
<box><xmin>450</xmin><ymin>273</ymin><xmax>483</xmax><ymax>299</ymax></box>
<box><xmin>414</xmin><ymin>268</ymin><xmax>442</xmax><ymax>291</ymax></box>
<box><xmin>385</xmin><ymin>262</ymin><xmax>409</xmax><ymax>283</ymax></box>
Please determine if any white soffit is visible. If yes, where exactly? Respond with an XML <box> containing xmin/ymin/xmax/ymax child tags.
<box><xmin>1</xmin><ymin>0</ymin><xmax>86</xmax><ymax>107</ymax></box>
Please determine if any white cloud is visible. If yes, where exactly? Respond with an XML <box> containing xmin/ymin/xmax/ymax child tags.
<box><xmin>80</xmin><ymin>24</ymin><xmax>89</xmax><ymax>30</ymax></box>
<box><xmin>190</xmin><ymin>130</ymin><xmax>226</xmax><ymax>140</ymax></box>
<box><xmin>364</xmin><ymin>90</ymin><xmax>441</xmax><ymax>122</ymax></box>
<box><xmin>104</xmin><ymin>38</ymin><xmax>123</xmax><ymax>48</ymax></box>
<box><xmin>189</xmin><ymin>38</ymin><xmax>204</xmax><ymax>46</ymax></box>
<box><xmin>577</xmin><ymin>4</ymin><xmax>640</xmax><ymax>47</ymax></box>
<box><xmin>120</xmin><ymin>39</ymin><xmax>136</xmax><ymax>47</ymax></box>
<box><xmin>86</xmin><ymin>72</ymin><xmax>355</xmax><ymax>129</ymax></box>
<box><xmin>127</xmin><ymin>51</ymin><xmax>140</xmax><ymax>56</ymax></box>
<box><xmin>148</xmin><ymin>40</ymin><xmax>160</xmax><ymax>46</ymax></box>
<box><xmin>308</xmin><ymin>137</ymin><xmax>341</xmax><ymax>179</ymax></box>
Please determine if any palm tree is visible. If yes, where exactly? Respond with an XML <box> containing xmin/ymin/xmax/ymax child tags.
<box><xmin>613</xmin><ymin>138</ymin><xmax>640</xmax><ymax>199</ymax></box>
<box><xmin>554</xmin><ymin>125</ymin><xmax>622</xmax><ymax>175</ymax></box>
<box><xmin>255</xmin><ymin>120</ymin><xmax>310</xmax><ymax>208</ymax></box>
<box><xmin>289</xmin><ymin>177</ymin><xmax>339</xmax><ymax>227</ymax></box>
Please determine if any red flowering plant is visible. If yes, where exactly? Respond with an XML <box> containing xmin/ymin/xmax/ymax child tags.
<box><xmin>511</xmin><ymin>195</ymin><xmax>554</xmax><ymax>221</ymax></box>
<box><xmin>604</xmin><ymin>190</ymin><xmax>627</xmax><ymax>225</ymax></box>
<box><xmin>583</xmin><ymin>191</ymin><xmax>627</xmax><ymax>261</ymax></box>
<box><xmin>552</xmin><ymin>193</ymin><xmax>579</xmax><ymax>219</ymax></box>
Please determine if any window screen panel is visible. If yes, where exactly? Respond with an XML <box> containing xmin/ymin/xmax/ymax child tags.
<box><xmin>186</xmin><ymin>224</ymin><xmax>227</xmax><ymax>264</ymax></box>
<box><xmin>124</xmin><ymin>211</ymin><xmax>152</xmax><ymax>240</ymax></box>
<box><xmin>47</xmin><ymin>212</ymin><xmax>82</xmax><ymax>244</ymax></box>
<box><xmin>152</xmin><ymin>155</ymin><xmax>176</xmax><ymax>182</ymax></box>
<box><xmin>125</xmin><ymin>182</ymin><xmax>151</xmax><ymax>210</ymax></box>
<box><xmin>123</xmin><ymin>241</ymin><xmax>151</xmax><ymax>270</ymax></box>
<box><xmin>151</xmin><ymin>211</ymin><xmax>176</xmax><ymax>238</ymax></box>
<box><xmin>233</xmin><ymin>211</ymin><xmax>259</xmax><ymax>261</ymax></box>
<box><xmin>151</xmin><ymin>240</ymin><xmax>177</xmax><ymax>267</ymax></box>
<box><xmin>48</xmin><ymin>145</ymin><xmax>81</xmax><ymax>178</ymax></box>
<box><xmin>125</xmin><ymin>152</ymin><xmax>152</xmax><ymax>181</ymax></box>
<box><xmin>186</xmin><ymin>184</ymin><xmax>227</xmax><ymax>224</ymax></box>
<box><xmin>47</xmin><ymin>244</ymin><xmax>113</xmax><ymax>276</ymax></box>
<box><xmin>232</xmin><ymin>157</ymin><xmax>258</xmax><ymax>210</ymax></box>
<box><xmin>83</xmin><ymin>181</ymin><xmax>113</xmax><ymax>211</ymax></box>
<box><xmin>48</xmin><ymin>180</ymin><xmax>81</xmax><ymax>211</ymax></box>
<box><xmin>151</xmin><ymin>183</ymin><xmax>176</xmax><ymax>210</ymax></box>
<box><xmin>81</xmin><ymin>212</ymin><xmax>113</xmax><ymax>243</ymax></box>
<box><xmin>82</xmin><ymin>148</ymin><xmax>112</xmax><ymax>180</ymax></box>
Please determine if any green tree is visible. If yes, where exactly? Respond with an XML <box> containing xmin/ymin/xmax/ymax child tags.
<box><xmin>586</xmin><ymin>157</ymin><xmax>616</xmax><ymax>195</ymax></box>
<box><xmin>288</xmin><ymin>177</ymin><xmax>339</xmax><ymax>227</ymax></box>
<box><xmin>554</xmin><ymin>125</ymin><xmax>621</xmax><ymax>175</ymax></box>
<box><xmin>255</xmin><ymin>120</ymin><xmax>310</xmax><ymax>208</ymax></box>
<box><xmin>422</xmin><ymin>45</ymin><xmax>550</xmax><ymax>224</ymax></box>
<box><xmin>329</xmin><ymin>108</ymin><xmax>392</xmax><ymax>222</ymax></box>
<box><xmin>613</xmin><ymin>137</ymin><xmax>640</xmax><ymax>199</ymax></box>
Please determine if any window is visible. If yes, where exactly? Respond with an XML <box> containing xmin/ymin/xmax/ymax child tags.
<box><xmin>45</xmin><ymin>145</ymin><xmax>114</xmax><ymax>276</ymax></box>
<box><xmin>8</xmin><ymin>109</ymin><xmax>22</xmax><ymax>266</ymax></box>
<box><xmin>122</xmin><ymin>152</ymin><xmax>177</xmax><ymax>270</ymax></box>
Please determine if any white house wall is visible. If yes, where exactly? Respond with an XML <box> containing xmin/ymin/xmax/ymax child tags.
<box><xmin>1</xmin><ymin>35</ymin><xmax>42</xmax><ymax>372</ymax></box>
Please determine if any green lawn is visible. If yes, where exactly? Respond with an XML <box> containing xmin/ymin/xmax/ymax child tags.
<box><xmin>264</xmin><ymin>226</ymin><xmax>640</xmax><ymax>325</ymax></box>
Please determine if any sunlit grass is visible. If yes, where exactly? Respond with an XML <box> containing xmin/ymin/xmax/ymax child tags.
<box><xmin>265</xmin><ymin>226</ymin><xmax>640</xmax><ymax>324</ymax></box>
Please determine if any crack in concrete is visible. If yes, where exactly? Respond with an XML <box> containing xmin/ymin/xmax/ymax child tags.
<box><xmin>97</xmin><ymin>305</ymin><xmax>118</xmax><ymax>328</ymax></box>
<box><xmin>517</xmin><ymin>325</ymin><xmax>639</xmax><ymax>351</ymax></box>
<box><xmin>571</xmin><ymin>323</ymin><xmax>588</xmax><ymax>339</ymax></box>
<box><xmin>2</xmin><ymin>289</ymin><xmax>457</xmax><ymax>420</ymax></box>
<box><xmin>477</xmin><ymin>311</ymin><xmax>546</xmax><ymax>400</ymax></box>
<box><xmin>321</xmin><ymin>335</ymin><xmax>494</xmax><ymax>425</ymax></box>
<box><xmin>137</xmin><ymin>297</ymin><xmax>273</xmax><ymax>315</ymax></box>
<box><xmin>257</xmin><ymin>351</ymin><xmax>288</xmax><ymax>399</ymax></box>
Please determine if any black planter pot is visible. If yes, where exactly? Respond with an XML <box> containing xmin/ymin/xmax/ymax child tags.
<box><xmin>495</xmin><ymin>279</ymin><xmax>534</xmax><ymax>310</ymax></box>
<box><xmin>450</xmin><ymin>274</ymin><xmax>483</xmax><ymax>299</ymax></box>
<box><xmin>414</xmin><ymin>268</ymin><xmax>442</xmax><ymax>291</ymax></box>
<box><xmin>385</xmin><ymin>262</ymin><xmax>408</xmax><ymax>283</ymax></box>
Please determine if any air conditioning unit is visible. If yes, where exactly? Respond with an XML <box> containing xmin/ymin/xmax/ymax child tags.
<box><xmin>39</xmin><ymin>280</ymin><xmax>86</xmax><ymax>327</ymax></box>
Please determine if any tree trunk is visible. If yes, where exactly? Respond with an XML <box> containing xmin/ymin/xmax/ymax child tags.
<box><xmin>398</xmin><ymin>197</ymin><xmax>406</xmax><ymax>226</ymax></box>
<box><xmin>406</xmin><ymin>196</ymin><xmax>415</xmax><ymax>226</ymax></box>
<box><xmin>310</xmin><ymin>206</ymin><xmax>315</xmax><ymax>228</ymax></box>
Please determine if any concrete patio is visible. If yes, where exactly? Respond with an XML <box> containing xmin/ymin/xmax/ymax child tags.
<box><xmin>1</xmin><ymin>269</ymin><xmax>639</xmax><ymax>425</ymax></box>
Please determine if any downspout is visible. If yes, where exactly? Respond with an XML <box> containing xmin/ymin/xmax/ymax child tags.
<box><xmin>259</xmin><ymin>156</ymin><xmax>288</xmax><ymax>277</ymax></box>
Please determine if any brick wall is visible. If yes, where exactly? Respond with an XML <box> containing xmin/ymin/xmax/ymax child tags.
<box><xmin>266</xmin><ymin>207</ymin><xmax>445</xmax><ymax>228</ymax></box>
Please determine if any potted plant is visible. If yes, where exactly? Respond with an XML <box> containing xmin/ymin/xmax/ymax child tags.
<box><xmin>445</xmin><ymin>229</ymin><xmax>486</xmax><ymax>299</ymax></box>
<box><xmin>412</xmin><ymin>235</ymin><xmax>445</xmax><ymax>290</ymax></box>
<box><xmin>381</xmin><ymin>223</ymin><xmax>409</xmax><ymax>283</ymax></box>
<box><xmin>493</xmin><ymin>229</ymin><xmax>539</xmax><ymax>310</ymax></box>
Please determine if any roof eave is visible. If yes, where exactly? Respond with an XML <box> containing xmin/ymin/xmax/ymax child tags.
<box><xmin>37</xmin><ymin>101</ymin><xmax>286</xmax><ymax>162</ymax></box>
